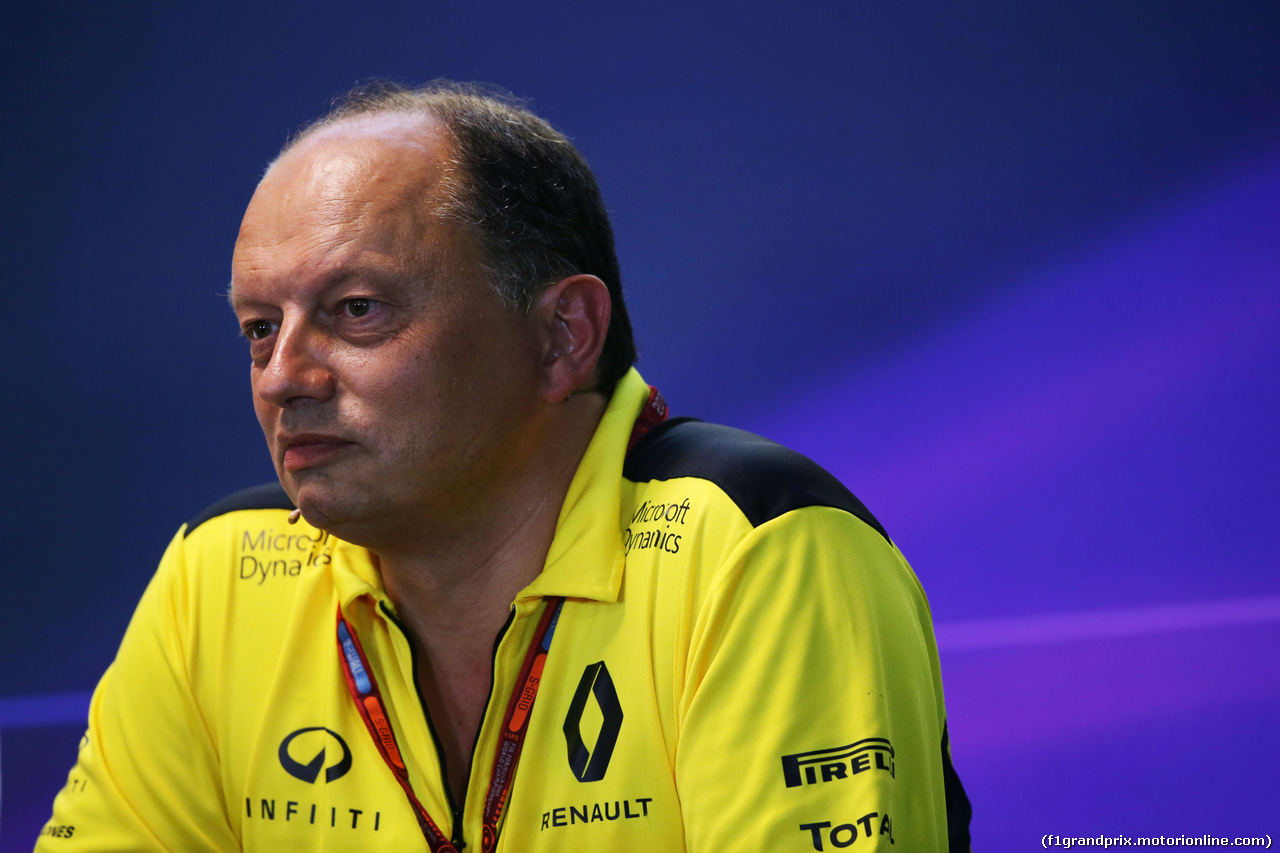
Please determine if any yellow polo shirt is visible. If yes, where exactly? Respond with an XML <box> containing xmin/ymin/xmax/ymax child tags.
<box><xmin>38</xmin><ymin>369</ymin><xmax>968</xmax><ymax>850</ymax></box>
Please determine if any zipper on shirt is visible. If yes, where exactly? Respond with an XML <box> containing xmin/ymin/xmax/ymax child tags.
<box><xmin>465</xmin><ymin>605</ymin><xmax>516</xmax><ymax>799</ymax></box>
<box><xmin>379</xmin><ymin>600</ymin><xmax>525</xmax><ymax>850</ymax></box>
<box><xmin>380</xmin><ymin>600</ymin><xmax>467</xmax><ymax>849</ymax></box>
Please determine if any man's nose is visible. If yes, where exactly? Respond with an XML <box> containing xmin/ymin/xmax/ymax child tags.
<box><xmin>255</xmin><ymin>321</ymin><xmax>336</xmax><ymax>408</ymax></box>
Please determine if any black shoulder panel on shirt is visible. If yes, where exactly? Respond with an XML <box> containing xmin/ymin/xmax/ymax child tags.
<box><xmin>184</xmin><ymin>482</ymin><xmax>294</xmax><ymax>537</ymax></box>
<box><xmin>942</xmin><ymin>725</ymin><xmax>974</xmax><ymax>850</ymax></box>
<box><xmin>623</xmin><ymin>417</ymin><xmax>891</xmax><ymax>543</ymax></box>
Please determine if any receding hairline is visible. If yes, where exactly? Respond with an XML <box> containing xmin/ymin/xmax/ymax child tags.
<box><xmin>229</xmin><ymin>113</ymin><xmax>491</xmax><ymax>309</ymax></box>
<box><xmin>272</xmin><ymin>107</ymin><xmax>524</xmax><ymax>299</ymax></box>
<box><xmin>273</xmin><ymin>111</ymin><xmax>483</xmax><ymax>270</ymax></box>
<box><xmin>266</xmin><ymin>110</ymin><xmax>458</xmax><ymax>189</ymax></box>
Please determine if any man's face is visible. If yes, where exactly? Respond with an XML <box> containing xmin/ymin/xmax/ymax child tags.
<box><xmin>229</xmin><ymin>115</ymin><xmax>546</xmax><ymax>545</ymax></box>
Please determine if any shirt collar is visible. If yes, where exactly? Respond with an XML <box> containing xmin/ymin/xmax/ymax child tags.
<box><xmin>332</xmin><ymin>537</ymin><xmax>386</xmax><ymax>609</ymax></box>
<box><xmin>517</xmin><ymin>367</ymin><xmax>649</xmax><ymax>604</ymax></box>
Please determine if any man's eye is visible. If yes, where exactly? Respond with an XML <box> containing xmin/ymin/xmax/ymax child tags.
<box><xmin>341</xmin><ymin>298</ymin><xmax>376</xmax><ymax>318</ymax></box>
<box><xmin>242</xmin><ymin>320</ymin><xmax>276</xmax><ymax>340</ymax></box>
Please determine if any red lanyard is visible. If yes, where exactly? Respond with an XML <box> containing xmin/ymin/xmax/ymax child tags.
<box><xmin>335</xmin><ymin>386</ymin><xmax>666</xmax><ymax>852</ymax></box>
<box><xmin>337</xmin><ymin>597</ymin><xmax>564</xmax><ymax>852</ymax></box>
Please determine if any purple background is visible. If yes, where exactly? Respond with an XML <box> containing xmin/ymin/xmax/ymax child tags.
<box><xmin>3</xmin><ymin>1</ymin><xmax>1278</xmax><ymax>847</ymax></box>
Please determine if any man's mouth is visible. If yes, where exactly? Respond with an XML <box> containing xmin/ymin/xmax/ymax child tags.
<box><xmin>278</xmin><ymin>433</ymin><xmax>354</xmax><ymax>472</ymax></box>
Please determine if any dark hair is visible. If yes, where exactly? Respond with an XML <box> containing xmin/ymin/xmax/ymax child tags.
<box><xmin>289</xmin><ymin>79</ymin><xmax>637</xmax><ymax>395</ymax></box>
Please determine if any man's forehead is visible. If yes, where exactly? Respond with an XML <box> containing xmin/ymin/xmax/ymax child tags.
<box><xmin>231</xmin><ymin>110</ymin><xmax>484</xmax><ymax>309</ymax></box>
<box><xmin>264</xmin><ymin>112</ymin><xmax>451</xmax><ymax>205</ymax></box>
<box><xmin>233</xmin><ymin>111</ymin><xmax>460</xmax><ymax>272</ymax></box>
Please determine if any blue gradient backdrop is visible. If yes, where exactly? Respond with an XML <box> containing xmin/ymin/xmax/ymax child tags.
<box><xmin>3</xmin><ymin>1</ymin><xmax>1278</xmax><ymax>847</ymax></box>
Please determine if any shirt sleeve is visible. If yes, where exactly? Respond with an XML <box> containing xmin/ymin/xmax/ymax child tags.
<box><xmin>36</xmin><ymin>528</ymin><xmax>240</xmax><ymax>851</ymax></box>
<box><xmin>674</xmin><ymin>505</ymin><xmax>965</xmax><ymax>851</ymax></box>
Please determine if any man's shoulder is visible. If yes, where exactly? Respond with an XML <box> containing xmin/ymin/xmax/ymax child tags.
<box><xmin>622</xmin><ymin>417</ymin><xmax>889</xmax><ymax>543</ymax></box>
<box><xmin>183</xmin><ymin>482</ymin><xmax>295</xmax><ymax>537</ymax></box>
<box><xmin>170</xmin><ymin>483</ymin><xmax>334</xmax><ymax>606</ymax></box>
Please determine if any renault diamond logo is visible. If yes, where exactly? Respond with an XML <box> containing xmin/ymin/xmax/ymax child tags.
<box><xmin>278</xmin><ymin>727</ymin><xmax>353</xmax><ymax>783</ymax></box>
<box><xmin>563</xmin><ymin>661</ymin><xmax>623</xmax><ymax>783</ymax></box>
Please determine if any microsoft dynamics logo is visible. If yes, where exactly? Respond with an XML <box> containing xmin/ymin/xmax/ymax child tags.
<box><xmin>563</xmin><ymin>662</ymin><xmax>623</xmax><ymax>783</ymax></box>
<box><xmin>278</xmin><ymin>727</ymin><xmax>353</xmax><ymax>783</ymax></box>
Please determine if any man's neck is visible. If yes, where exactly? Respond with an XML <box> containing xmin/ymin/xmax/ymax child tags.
<box><xmin>375</xmin><ymin>393</ymin><xmax>604</xmax><ymax>643</ymax></box>
<box><xmin>369</xmin><ymin>394</ymin><xmax>606</xmax><ymax>802</ymax></box>
<box><xmin>377</xmin><ymin>480</ymin><xmax>562</xmax><ymax>660</ymax></box>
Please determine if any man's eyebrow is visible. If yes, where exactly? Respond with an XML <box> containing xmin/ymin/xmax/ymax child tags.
<box><xmin>225</xmin><ymin>287</ymin><xmax>278</xmax><ymax>311</ymax></box>
<box><xmin>225</xmin><ymin>268</ymin><xmax>384</xmax><ymax>312</ymax></box>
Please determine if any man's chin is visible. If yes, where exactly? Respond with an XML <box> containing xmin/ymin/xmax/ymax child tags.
<box><xmin>292</xmin><ymin>504</ymin><xmax>335</xmax><ymax>532</ymax></box>
<box><xmin>280</xmin><ymin>479</ymin><xmax>340</xmax><ymax>532</ymax></box>
<box><xmin>278</xmin><ymin>476</ymin><xmax>405</xmax><ymax>550</ymax></box>
<box><xmin>286</xmin><ymin>487</ymin><xmax>380</xmax><ymax>544</ymax></box>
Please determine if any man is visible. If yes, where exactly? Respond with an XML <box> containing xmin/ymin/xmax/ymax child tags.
<box><xmin>39</xmin><ymin>81</ymin><xmax>970</xmax><ymax>851</ymax></box>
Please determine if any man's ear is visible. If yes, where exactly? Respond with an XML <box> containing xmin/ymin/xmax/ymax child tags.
<box><xmin>530</xmin><ymin>274</ymin><xmax>612</xmax><ymax>404</ymax></box>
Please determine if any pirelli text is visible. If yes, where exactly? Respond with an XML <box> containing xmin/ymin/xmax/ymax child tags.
<box><xmin>1042</xmin><ymin>835</ymin><xmax>1271</xmax><ymax>848</ymax></box>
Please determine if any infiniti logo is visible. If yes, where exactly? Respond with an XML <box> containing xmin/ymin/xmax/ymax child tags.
<box><xmin>278</xmin><ymin>727</ymin><xmax>353</xmax><ymax>783</ymax></box>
